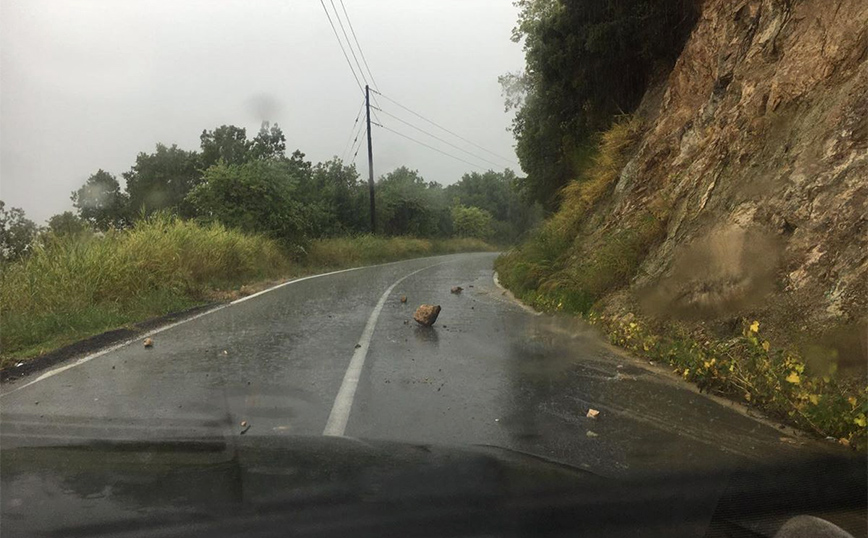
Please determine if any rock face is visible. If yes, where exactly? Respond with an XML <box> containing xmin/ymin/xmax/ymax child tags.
<box><xmin>413</xmin><ymin>305</ymin><xmax>441</xmax><ymax>326</ymax></box>
<box><xmin>594</xmin><ymin>0</ymin><xmax>867</xmax><ymax>365</ymax></box>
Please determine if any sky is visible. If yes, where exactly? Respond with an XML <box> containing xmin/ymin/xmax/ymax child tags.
<box><xmin>0</xmin><ymin>0</ymin><xmax>525</xmax><ymax>224</ymax></box>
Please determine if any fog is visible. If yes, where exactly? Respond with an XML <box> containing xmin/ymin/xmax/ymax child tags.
<box><xmin>0</xmin><ymin>0</ymin><xmax>523</xmax><ymax>223</ymax></box>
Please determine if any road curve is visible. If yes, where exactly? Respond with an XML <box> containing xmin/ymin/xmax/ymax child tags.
<box><xmin>0</xmin><ymin>252</ymin><xmax>833</xmax><ymax>477</ymax></box>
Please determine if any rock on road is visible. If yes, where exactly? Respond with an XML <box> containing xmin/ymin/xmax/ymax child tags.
<box><xmin>0</xmin><ymin>252</ymin><xmax>834</xmax><ymax>476</ymax></box>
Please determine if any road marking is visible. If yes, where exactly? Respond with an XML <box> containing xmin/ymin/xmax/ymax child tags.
<box><xmin>323</xmin><ymin>262</ymin><xmax>445</xmax><ymax>436</ymax></box>
<box><xmin>0</xmin><ymin>256</ymin><xmax>463</xmax><ymax>399</ymax></box>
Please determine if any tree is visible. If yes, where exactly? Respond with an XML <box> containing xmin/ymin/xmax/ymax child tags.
<box><xmin>124</xmin><ymin>143</ymin><xmax>202</xmax><ymax>217</ymax></box>
<box><xmin>306</xmin><ymin>158</ymin><xmax>368</xmax><ymax>235</ymax></box>
<box><xmin>451</xmin><ymin>205</ymin><xmax>493</xmax><ymax>239</ymax></box>
<box><xmin>200</xmin><ymin>125</ymin><xmax>252</xmax><ymax>169</ymax></box>
<box><xmin>251</xmin><ymin>122</ymin><xmax>287</xmax><ymax>161</ymax></box>
<box><xmin>0</xmin><ymin>201</ymin><xmax>38</xmax><ymax>261</ymax></box>
<box><xmin>71</xmin><ymin>169</ymin><xmax>128</xmax><ymax>229</ymax></box>
<box><xmin>46</xmin><ymin>211</ymin><xmax>90</xmax><ymax>237</ymax></box>
<box><xmin>375</xmin><ymin>167</ymin><xmax>449</xmax><ymax>237</ymax></box>
<box><xmin>185</xmin><ymin>159</ymin><xmax>309</xmax><ymax>243</ymax></box>
<box><xmin>445</xmin><ymin>169</ymin><xmax>541</xmax><ymax>242</ymax></box>
<box><xmin>503</xmin><ymin>0</ymin><xmax>698</xmax><ymax>210</ymax></box>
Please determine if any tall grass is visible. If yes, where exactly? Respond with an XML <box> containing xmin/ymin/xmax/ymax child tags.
<box><xmin>495</xmin><ymin>115</ymin><xmax>651</xmax><ymax>314</ymax></box>
<box><xmin>306</xmin><ymin>235</ymin><xmax>494</xmax><ymax>269</ymax></box>
<box><xmin>1</xmin><ymin>215</ymin><xmax>290</xmax><ymax>363</ymax></box>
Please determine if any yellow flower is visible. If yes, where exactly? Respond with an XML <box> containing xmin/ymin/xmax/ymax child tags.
<box><xmin>682</xmin><ymin>368</ymin><xmax>690</xmax><ymax>378</ymax></box>
<box><xmin>749</xmin><ymin>321</ymin><xmax>760</xmax><ymax>333</ymax></box>
<box><xmin>808</xmin><ymin>394</ymin><xmax>820</xmax><ymax>405</ymax></box>
<box><xmin>854</xmin><ymin>414</ymin><xmax>867</xmax><ymax>428</ymax></box>
<box><xmin>761</xmin><ymin>341</ymin><xmax>770</xmax><ymax>352</ymax></box>
<box><xmin>848</xmin><ymin>396</ymin><xmax>858</xmax><ymax>407</ymax></box>
<box><xmin>785</xmin><ymin>371</ymin><xmax>801</xmax><ymax>385</ymax></box>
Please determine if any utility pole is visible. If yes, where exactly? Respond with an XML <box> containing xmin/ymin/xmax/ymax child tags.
<box><xmin>365</xmin><ymin>84</ymin><xmax>376</xmax><ymax>233</ymax></box>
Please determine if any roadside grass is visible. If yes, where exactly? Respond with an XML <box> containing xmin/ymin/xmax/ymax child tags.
<box><xmin>0</xmin><ymin>217</ymin><xmax>494</xmax><ymax>368</ymax></box>
<box><xmin>305</xmin><ymin>235</ymin><xmax>494</xmax><ymax>269</ymax></box>
<box><xmin>0</xmin><ymin>215</ymin><xmax>290</xmax><ymax>367</ymax></box>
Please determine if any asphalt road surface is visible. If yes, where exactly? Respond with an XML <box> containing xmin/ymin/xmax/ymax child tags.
<box><xmin>0</xmin><ymin>252</ymin><xmax>838</xmax><ymax>477</ymax></box>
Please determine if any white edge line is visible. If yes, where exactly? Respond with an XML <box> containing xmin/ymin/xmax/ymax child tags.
<box><xmin>322</xmin><ymin>262</ymin><xmax>446</xmax><ymax>437</ymax></box>
<box><xmin>0</xmin><ymin>254</ymin><xmax>469</xmax><ymax>399</ymax></box>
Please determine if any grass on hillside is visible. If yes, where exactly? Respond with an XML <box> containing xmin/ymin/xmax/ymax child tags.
<box><xmin>495</xmin><ymin>115</ymin><xmax>650</xmax><ymax>315</ymax></box>
<box><xmin>0</xmin><ymin>217</ymin><xmax>493</xmax><ymax>367</ymax></box>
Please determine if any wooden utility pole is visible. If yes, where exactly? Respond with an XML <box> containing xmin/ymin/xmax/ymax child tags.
<box><xmin>365</xmin><ymin>85</ymin><xmax>375</xmax><ymax>233</ymax></box>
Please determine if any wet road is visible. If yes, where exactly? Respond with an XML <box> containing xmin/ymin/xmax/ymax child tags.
<box><xmin>0</xmin><ymin>252</ymin><xmax>832</xmax><ymax>477</ymax></box>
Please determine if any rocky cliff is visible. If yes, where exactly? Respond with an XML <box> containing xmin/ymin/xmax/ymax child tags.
<box><xmin>600</xmin><ymin>0</ymin><xmax>867</xmax><ymax>372</ymax></box>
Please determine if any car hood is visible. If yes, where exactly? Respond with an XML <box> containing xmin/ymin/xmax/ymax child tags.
<box><xmin>2</xmin><ymin>435</ymin><xmax>865</xmax><ymax>537</ymax></box>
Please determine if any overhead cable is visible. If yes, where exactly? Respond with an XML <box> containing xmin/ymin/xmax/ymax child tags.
<box><xmin>338</xmin><ymin>0</ymin><xmax>379</xmax><ymax>90</ymax></box>
<box><xmin>372</xmin><ymin>89</ymin><xmax>518</xmax><ymax>166</ymax></box>
<box><xmin>376</xmin><ymin>124</ymin><xmax>488</xmax><ymax>171</ymax></box>
<box><xmin>318</xmin><ymin>0</ymin><xmax>364</xmax><ymax>95</ymax></box>
<box><xmin>374</xmin><ymin>107</ymin><xmax>508</xmax><ymax>169</ymax></box>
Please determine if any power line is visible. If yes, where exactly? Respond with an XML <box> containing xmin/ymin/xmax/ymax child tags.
<box><xmin>318</xmin><ymin>0</ymin><xmax>364</xmax><ymax>95</ymax></box>
<box><xmin>328</xmin><ymin>0</ymin><xmax>369</xmax><ymax>88</ymax></box>
<box><xmin>374</xmin><ymin>106</ymin><xmax>508</xmax><ymax>169</ymax></box>
<box><xmin>341</xmin><ymin>99</ymin><xmax>366</xmax><ymax>162</ymax></box>
<box><xmin>349</xmin><ymin>122</ymin><xmax>366</xmax><ymax>162</ymax></box>
<box><xmin>338</xmin><ymin>0</ymin><xmax>379</xmax><ymax>90</ymax></box>
<box><xmin>372</xmin><ymin>89</ymin><xmax>518</xmax><ymax>166</ymax></box>
<box><xmin>376</xmin><ymin>123</ymin><xmax>488</xmax><ymax>171</ymax></box>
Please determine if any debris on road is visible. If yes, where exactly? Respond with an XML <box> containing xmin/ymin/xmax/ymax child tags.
<box><xmin>400</xmin><ymin>295</ymin><xmax>408</xmax><ymax>303</ymax></box>
<box><xmin>222</xmin><ymin>350</ymin><xmax>228</xmax><ymax>356</ymax></box>
<box><xmin>143</xmin><ymin>338</ymin><xmax>154</xmax><ymax>348</ymax></box>
<box><xmin>451</xmin><ymin>286</ymin><xmax>463</xmax><ymax>294</ymax></box>
<box><xmin>403</xmin><ymin>320</ymin><xmax>409</xmax><ymax>325</ymax></box>
<box><xmin>240</xmin><ymin>421</ymin><xmax>251</xmax><ymax>435</ymax></box>
<box><xmin>586</xmin><ymin>431</ymin><xmax>599</xmax><ymax>438</ymax></box>
<box><xmin>413</xmin><ymin>304</ymin><xmax>441</xmax><ymax>326</ymax></box>
<box><xmin>586</xmin><ymin>408</ymin><xmax>600</xmax><ymax>419</ymax></box>
<box><xmin>354</xmin><ymin>344</ymin><xmax>361</xmax><ymax>349</ymax></box>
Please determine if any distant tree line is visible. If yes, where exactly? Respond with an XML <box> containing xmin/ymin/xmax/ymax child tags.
<box><xmin>1</xmin><ymin>122</ymin><xmax>540</xmax><ymax>262</ymax></box>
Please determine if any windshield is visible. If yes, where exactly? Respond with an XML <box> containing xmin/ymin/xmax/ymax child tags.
<box><xmin>1</xmin><ymin>1</ymin><xmax>866</xmax><ymax>537</ymax></box>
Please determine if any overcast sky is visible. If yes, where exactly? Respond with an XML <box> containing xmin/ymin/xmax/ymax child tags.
<box><xmin>0</xmin><ymin>0</ymin><xmax>524</xmax><ymax>223</ymax></box>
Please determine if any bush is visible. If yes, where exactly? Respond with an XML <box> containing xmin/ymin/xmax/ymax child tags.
<box><xmin>186</xmin><ymin>160</ymin><xmax>309</xmax><ymax>243</ymax></box>
<box><xmin>451</xmin><ymin>205</ymin><xmax>493</xmax><ymax>239</ymax></box>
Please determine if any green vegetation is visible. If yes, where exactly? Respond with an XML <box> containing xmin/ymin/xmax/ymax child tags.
<box><xmin>502</xmin><ymin>0</ymin><xmax>697</xmax><ymax>210</ymax></box>
<box><xmin>495</xmin><ymin>117</ymin><xmax>651</xmax><ymax>315</ymax></box>
<box><xmin>0</xmin><ymin>215</ymin><xmax>289</xmax><ymax>365</ymax></box>
<box><xmin>600</xmin><ymin>315</ymin><xmax>868</xmax><ymax>449</ymax></box>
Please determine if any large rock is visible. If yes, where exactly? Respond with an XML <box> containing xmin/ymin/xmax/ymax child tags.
<box><xmin>413</xmin><ymin>304</ymin><xmax>441</xmax><ymax>326</ymax></box>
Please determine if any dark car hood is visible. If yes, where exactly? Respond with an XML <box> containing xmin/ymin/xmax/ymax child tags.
<box><xmin>1</xmin><ymin>435</ymin><xmax>865</xmax><ymax>538</ymax></box>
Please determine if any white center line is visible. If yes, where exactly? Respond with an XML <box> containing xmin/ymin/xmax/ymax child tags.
<box><xmin>322</xmin><ymin>262</ymin><xmax>446</xmax><ymax>436</ymax></box>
